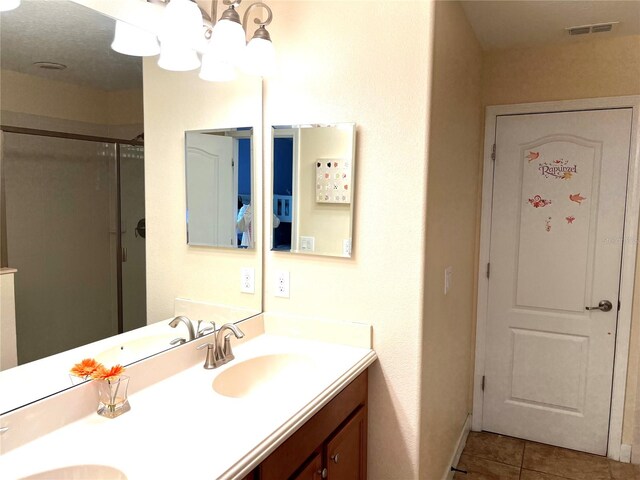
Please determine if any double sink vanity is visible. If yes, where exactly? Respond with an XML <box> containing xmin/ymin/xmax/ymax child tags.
<box><xmin>0</xmin><ymin>313</ymin><xmax>376</xmax><ymax>479</ymax></box>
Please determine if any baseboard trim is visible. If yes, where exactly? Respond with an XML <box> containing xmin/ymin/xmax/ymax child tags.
<box><xmin>620</xmin><ymin>444</ymin><xmax>632</xmax><ymax>463</ymax></box>
<box><xmin>443</xmin><ymin>414</ymin><xmax>472</xmax><ymax>480</ymax></box>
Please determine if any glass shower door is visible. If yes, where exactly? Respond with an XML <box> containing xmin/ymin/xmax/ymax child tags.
<box><xmin>119</xmin><ymin>144</ymin><xmax>146</xmax><ymax>332</ymax></box>
<box><xmin>2</xmin><ymin>132</ymin><xmax>118</xmax><ymax>364</ymax></box>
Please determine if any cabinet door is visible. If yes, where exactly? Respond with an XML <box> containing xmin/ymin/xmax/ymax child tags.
<box><xmin>292</xmin><ymin>451</ymin><xmax>325</xmax><ymax>480</ymax></box>
<box><xmin>326</xmin><ymin>406</ymin><xmax>367</xmax><ymax>480</ymax></box>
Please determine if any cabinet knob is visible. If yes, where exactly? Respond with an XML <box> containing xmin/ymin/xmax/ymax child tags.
<box><xmin>317</xmin><ymin>467</ymin><xmax>328</xmax><ymax>478</ymax></box>
<box><xmin>331</xmin><ymin>453</ymin><xmax>340</xmax><ymax>464</ymax></box>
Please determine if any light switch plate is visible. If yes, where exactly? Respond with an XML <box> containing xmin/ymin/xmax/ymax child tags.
<box><xmin>444</xmin><ymin>266</ymin><xmax>453</xmax><ymax>295</ymax></box>
<box><xmin>300</xmin><ymin>236</ymin><xmax>315</xmax><ymax>252</ymax></box>
<box><xmin>240</xmin><ymin>267</ymin><xmax>255</xmax><ymax>294</ymax></box>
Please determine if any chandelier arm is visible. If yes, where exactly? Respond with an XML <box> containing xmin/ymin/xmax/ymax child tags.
<box><xmin>210</xmin><ymin>0</ymin><xmax>218</xmax><ymax>27</ymax></box>
<box><xmin>241</xmin><ymin>2</ymin><xmax>272</xmax><ymax>31</ymax></box>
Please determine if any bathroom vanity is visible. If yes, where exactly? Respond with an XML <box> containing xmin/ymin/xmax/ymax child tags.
<box><xmin>247</xmin><ymin>370</ymin><xmax>367</xmax><ymax>480</ymax></box>
<box><xmin>0</xmin><ymin>314</ymin><xmax>375</xmax><ymax>480</ymax></box>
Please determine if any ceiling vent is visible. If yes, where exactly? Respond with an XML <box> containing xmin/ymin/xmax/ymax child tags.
<box><xmin>33</xmin><ymin>62</ymin><xmax>67</xmax><ymax>71</ymax></box>
<box><xmin>566</xmin><ymin>22</ymin><xmax>619</xmax><ymax>36</ymax></box>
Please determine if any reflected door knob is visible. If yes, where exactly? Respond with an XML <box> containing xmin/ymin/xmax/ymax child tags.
<box><xmin>317</xmin><ymin>467</ymin><xmax>328</xmax><ymax>479</ymax></box>
<box><xmin>585</xmin><ymin>300</ymin><xmax>613</xmax><ymax>312</ymax></box>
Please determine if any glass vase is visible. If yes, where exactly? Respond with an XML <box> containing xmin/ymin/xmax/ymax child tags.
<box><xmin>96</xmin><ymin>376</ymin><xmax>131</xmax><ymax>419</ymax></box>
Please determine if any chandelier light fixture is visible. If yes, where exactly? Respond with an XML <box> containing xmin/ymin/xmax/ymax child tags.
<box><xmin>111</xmin><ymin>0</ymin><xmax>275</xmax><ymax>81</ymax></box>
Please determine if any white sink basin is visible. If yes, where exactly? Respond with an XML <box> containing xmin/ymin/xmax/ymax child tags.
<box><xmin>20</xmin><ymin>465</ymin><xmax>127</xmax><ymax>479</ymax></box>
<box><xmin>213</xmin><ymin>353</ymin><xmax>317</xmax><ymax>398</ymax></box>
<box><xmin>94</xmin><ymin>333</ymin><xmax>179</xmax><ymax>365</ymax></box>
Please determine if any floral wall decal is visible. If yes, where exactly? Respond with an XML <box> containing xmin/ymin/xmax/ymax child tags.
<box><xmin>528</xmin><ymin>195</ymin><xmax>552</xmax><ymax>208</ymax></box>
<box><xmin>566</xmin><ymin>216</ymin><xmax>576</xmax><ymax>224</ymax></box>
<box><xmin>569</xmin><ymin>193</ymin><xmax>586</xmax><ymax>205</ymax></box>
<box><xmin>526</xmin><ymin>151</ymin><xmax>540</xmax><ymax>162</ymax></box>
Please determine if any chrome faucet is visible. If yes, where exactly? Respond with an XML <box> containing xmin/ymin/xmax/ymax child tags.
<box><xmin>197</xmin><ymin>322</ymin><xmax>245</xmax><ymax>369</ymax></box>
<box><xmin>169</xmin><ymin>315</ymin><xmax>196</xmax><ymax>343</ymax></box>
<box><xmin>169</xmin><ymin>316</ymin><xmax>216</xmax><ymax>346</ymax></box>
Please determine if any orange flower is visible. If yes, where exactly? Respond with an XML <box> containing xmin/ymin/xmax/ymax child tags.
<box><xmin>70</xmin><ymin>358</ymin><xmax>101</xmax><ymax>378</ymax></box>
<box><xmin>91</xmin><ymin>364</ymin><xmax>125</xmax><ymax>381</ymax></box>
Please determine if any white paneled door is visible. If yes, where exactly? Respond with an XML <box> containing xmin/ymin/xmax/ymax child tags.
<box><xmin>483</xmin><ymin>109</ymin><xmax>633</xmax><ymax>454</ymax></box>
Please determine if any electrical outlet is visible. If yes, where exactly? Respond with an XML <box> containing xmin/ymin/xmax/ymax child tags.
<box><xmin>444</xmin><ymin>266</ymin><xmax>453</xmax><ymax>295</ymax></box>
<box><xmin>275</xmin><ymin>270</ymin><xmax>290</xmax><ymax>298</ymax></box>
<box><xmin>343</xmin><ymin>239</ymin><xmax>352</xmax><ymax>256</ymax></box>
<box><xmin>240</xmin><ymin>267</ymin><xmax>255</xmax><ymax>294</ymax></box>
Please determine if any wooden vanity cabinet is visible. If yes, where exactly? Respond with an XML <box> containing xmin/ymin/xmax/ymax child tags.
<box><xmin>249</xmin><ymin>370</ymin><xmax>368</xmax><ymax>480</ymax></box>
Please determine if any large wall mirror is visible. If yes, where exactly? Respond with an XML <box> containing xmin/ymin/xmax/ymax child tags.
<box><xmin>272</xmin><ymin>124</ymin><xmax>356</xmax><ymax>257</ymax></box>
<box><xmin>185</xmin><ymin>128</ymin><xmax>254</xmax><ymax>249</ymax></box>
<box><xmin>0</xmin><ymin>1</ymin><xmax>262</xmax><ymax>415</ymax></box>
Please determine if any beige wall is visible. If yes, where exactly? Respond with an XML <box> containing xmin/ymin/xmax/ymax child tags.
<box><xmin>483</xmin><ymin>35</ymin><xmax>640</xmax><ymax>106</ymax></box>
<box><xmin>420</xmin><ymin>2</ymin><xmax>483</xmax><ymax>477</ymax></box>
<box><xmin>481</xmin><ymin>34</ymin><xmax>640</xmax><ymax>455</ymax></box>
<box><xmin>0</xmin><ymin>69</ymin><xmax>143</xmax><ymax>133</ymax></box>
<box><xmin>143</xmin><ymin>60</ymin><xmax>262</xmax><ymax>324</ymax></box>
<box><xmin>263</xmin><ymin>1</ymin><xmax>433</xmax><ymax>477</ymax></box>
<box><xmin>297</xmin><ymin>126</ymin><xmax>353</xmax><ymax>256</ymax></box>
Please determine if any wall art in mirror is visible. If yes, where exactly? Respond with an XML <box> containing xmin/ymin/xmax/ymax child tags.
<box><xmin>271</xmin><ymin>124</ymin><xmax>356</xmax><ymax>258</ymax></box>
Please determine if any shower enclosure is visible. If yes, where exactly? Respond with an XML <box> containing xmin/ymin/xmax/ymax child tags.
<box><xmin>0</xmin><ymin>128</ymin><xmax>146</xmax><ymax>366</ymax></box>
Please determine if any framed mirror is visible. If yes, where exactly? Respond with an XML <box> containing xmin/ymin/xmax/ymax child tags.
<box><xmin>0</xmin><ymin>0</ymin><xmax>262</xmax><ymax>415</ymax></box>
<box><xmin>185</xmin><ymin>128</ymin><xmax>254</xmax><ymax>249</ymax></box>
<box><xmin>271</xmin><ymin>124</ymin><xmax>356</xmax><ymax>257</ymax></box>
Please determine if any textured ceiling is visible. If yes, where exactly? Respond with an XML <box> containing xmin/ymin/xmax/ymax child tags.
<box><xmin>460</xmin><ymin>0</ymin><xmax>640</xmax><ymax>51</ymax></box>
<box><xmin>0</xmin><ymin>0</ymin><xmax>142</xmax><ymax>91</ymax></box>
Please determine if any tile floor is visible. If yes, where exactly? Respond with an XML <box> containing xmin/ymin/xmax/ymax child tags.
<box><xmin>453</xmin><ymin>432</ymin><xmax>640</xmax><ymax>480</ymax></box>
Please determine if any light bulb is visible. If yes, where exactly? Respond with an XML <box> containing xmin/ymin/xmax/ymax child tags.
<box><xmin>158</xmin><ymin>0</ymin><xmax>203</xmax><ymax>48</ymax></box>
<box><xmin>0</xmin><ymin>0</ymin><xmax>20</xmax><ymax>12</ymax></box>
<box><xmin>158</xmin><ymin>41</ymin><xmax>201</xmax><ymax>71</ymax></box>
<box><xmin>243</xmin><ymin>35</ymin><xmax>275</xmax><ymax>77</ymax></box>
<box><xmin>111</xmin><ymin>21</ymin><xmax>160</xmax><ymax>57</ymax></box>
<box><xmin>209</xmin><ymin>18</ymin><xmax>246</xmax><ymax>66</ymax></box>
<box><xmin>199</xmin><ymin>53</ymin><xmax>237</xmax><ymax>82</ymax></box>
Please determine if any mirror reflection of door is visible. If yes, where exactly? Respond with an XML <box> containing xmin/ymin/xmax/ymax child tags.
<box><xmin>184</xmin><ymin>128</ymin><xmax>253</xmax><ymax>249</ymax></box>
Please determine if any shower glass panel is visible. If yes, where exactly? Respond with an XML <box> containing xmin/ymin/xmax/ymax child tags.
<box><xmin>2</xmin><ymin>133</ymin><xmax>118</xmax><ymax>364</ymax></box>
<box><xmin>119</xmin><ymin>144</ymin><xmax>146</xmax><ymax>332</ymax></box>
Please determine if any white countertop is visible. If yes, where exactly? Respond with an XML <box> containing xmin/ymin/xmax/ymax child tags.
<box><xmin>0</xmin><ymin>333</ymin><xmax>376</xmax><ymax>480</ymax></box>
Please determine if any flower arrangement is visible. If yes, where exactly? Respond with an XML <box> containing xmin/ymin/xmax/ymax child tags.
<box><xmin>70</xmin><ymin>359</ymin><xmax>130</xmax><ymax>418</ymax></box>
<box><xmin>70</xmin><ymin>358</ymin><xmax>125</xmax><ymax>382</ymax></box>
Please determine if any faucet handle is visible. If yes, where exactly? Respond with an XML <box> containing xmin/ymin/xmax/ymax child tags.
<box><xmin>197</xmin><ymin>343</ymin><xmax>217</xmax><ymax>369</ymax></box>
<box><xmin>221</xmin><ymin>336</ymin><xmax>234</xmax><ymax>361</ymax></box>
<box><xmin>196</xmin><ymin>320</ymin><xmax>215</xmax><ymax>338</ymax></box>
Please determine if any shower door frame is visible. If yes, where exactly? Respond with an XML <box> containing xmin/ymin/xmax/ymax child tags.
<box><xmin>0</xmin><ymin>125</ymin><xmax>144</xmax><ymax>335</ymax></box>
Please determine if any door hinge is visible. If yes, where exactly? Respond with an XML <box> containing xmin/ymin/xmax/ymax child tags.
<box><xmin>481</xmin><ymin>375</ymin><xmax>486</xmax><ymax>391</ymax></box>
<box><xmin>491</xmin><ymin>143</ymin><xmax>496</xmax><ymax>161</ymax></box>
<box><xmin>486</xmin><ymin>262</ymin><xmax>490</xmax><ymax>279</ymax></box>
<box><xmin>618</xmin><ymin>300</ymin><xmax>621</xmax><ymax>312</ymax></box>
